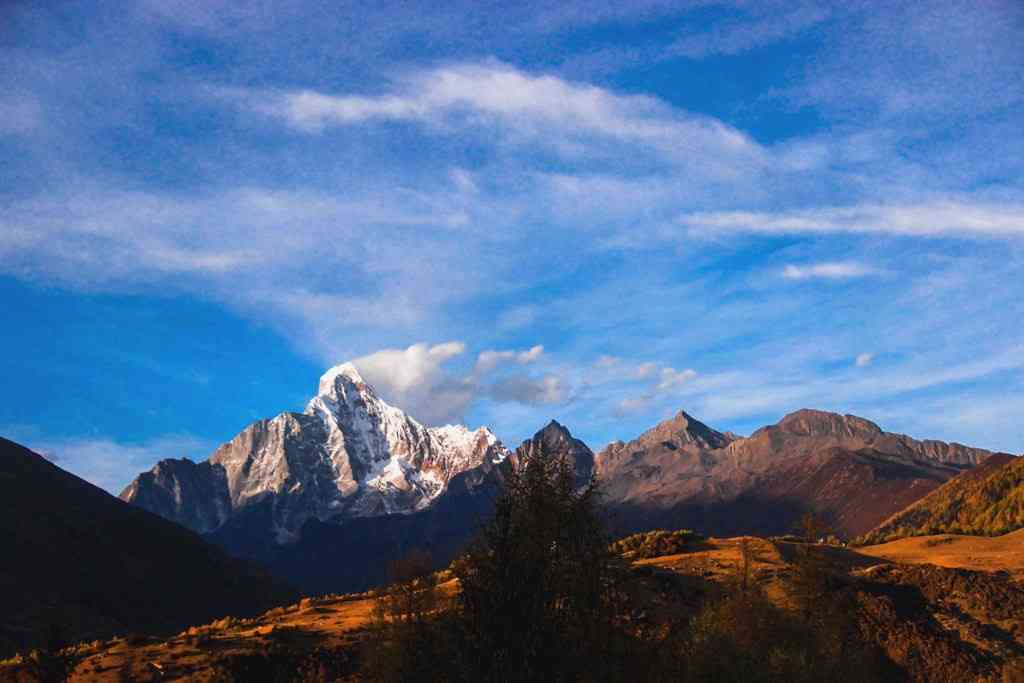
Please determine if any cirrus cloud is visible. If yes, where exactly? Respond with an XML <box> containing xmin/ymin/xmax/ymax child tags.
<box><xmin>681</xmin><ymin>202</ymin><xmax>1024</xmax><ymax>239</ymax></box>
<box><xmin>782</xmin><ymin>261</ymin><xmax>876</xmax><ymax>280</ymax></box>
<box><xmin>231</xmin><ymin>62</ymin><xmax>766</xmax><ymax>171</ymax></box>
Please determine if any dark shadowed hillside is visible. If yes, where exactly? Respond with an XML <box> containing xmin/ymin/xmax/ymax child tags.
<box><xmin>860</xmin><ymin>453</ymin><xmax>1024</xmax><ymax>544</ymax></box>
<box><xmin>0</xmin><ymin>437</ymin><xmax>295</xmax><ymax>658</ymax></box>
<box><xmin>259</xmin><ymin>458</ymin><xmax>504</xmax><ymax>595</ymax></box>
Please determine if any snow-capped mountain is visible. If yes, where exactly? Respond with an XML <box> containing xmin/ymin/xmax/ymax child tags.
<box><xmin>121</xmin><ymin>362</ymin><xmax>509</xmax><ymax>543</ymax></box>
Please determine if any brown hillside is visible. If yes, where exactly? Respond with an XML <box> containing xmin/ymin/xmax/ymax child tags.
<box><xmin>860</xmin><ymin>454</ymin><xmax>1024</xmax><ymax>544</ymax></box>
<box><xmin>596</xmin><ymin>409</ymin><xmax>993</xmax><ymax>539</ymax></box>
<box><xmin>858</xmin><ymin>529</ymin><xmax>1024</xmax><ymax>580</ymax></box>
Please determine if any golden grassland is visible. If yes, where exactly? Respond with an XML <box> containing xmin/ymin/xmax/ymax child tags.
<box><xmin>3</xmin><ymin>533</ymin><xmax>1022</xmax><ymax>682</ymax></box>
<box><xmin>857</xmin><ymin>528</ymin><xmax>1024</xmax><ymax>579</ymax></box>
<box><xmin>33</xmin><ymin>581</ymin><xmax>462</xmax><ymax>682</ymax></box>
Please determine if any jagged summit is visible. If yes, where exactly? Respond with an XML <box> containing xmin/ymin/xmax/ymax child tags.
<box><xmin>608</xmin><ymin>408</ymin><xmax>733</xmax><ymax>454</ymax></box>
<box><xmin>537</xmin><ymin>419</ymin><xmax>572</xmax><ymax>438</ymax></box>
<box><xmin>514</xmin><ymin>420</ymin><xmax>595</xmax><ymax>489</ymax></box>
<box><xmin>316</xmin><ymin>361</ymin><xmax>368</xmax><ymax>396</ymax></box>
<box><xmin>122</xmin><ymin>359</ymin><xmax>510</xmax><ymax>543</ymax></box>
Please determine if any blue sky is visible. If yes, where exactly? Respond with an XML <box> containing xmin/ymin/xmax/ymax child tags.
<box><xmin>2</xmin><ymin>0</ymin><xmax>1023</xmax><ymax>493</ymax></box>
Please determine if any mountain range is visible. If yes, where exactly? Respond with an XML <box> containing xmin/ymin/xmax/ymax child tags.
<box><xmin>596</xmin><ymin>408</ymin><xmax>993</xmax><ymax>538</ymax></box>
<box><xmin>119</xmin><ymin>361</ymin><xmax>1008</xmax><ymax>594</ymax></box>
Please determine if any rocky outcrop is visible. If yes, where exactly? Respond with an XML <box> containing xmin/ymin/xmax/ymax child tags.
<box><xmin>119</xmin><ymin>458</ymin><xmax>230</xmax><ymax>534</ymax></box>
<box><xmin>510</xmin><ymin>419</ymin><xmax>595</xmax><ymax>489</ymax></box>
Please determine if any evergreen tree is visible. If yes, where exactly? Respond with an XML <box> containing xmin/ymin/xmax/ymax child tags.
<box><xmin>452</xmin><ymin>448</ymin><xmax>627</xmax><ymax>682</ymax></box>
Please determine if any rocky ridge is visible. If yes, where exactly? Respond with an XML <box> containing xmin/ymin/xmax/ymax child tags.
<box><xmin>595</xmin><ymin>408</ymin><xmax>997</xmax><ymax>538</ymax></box>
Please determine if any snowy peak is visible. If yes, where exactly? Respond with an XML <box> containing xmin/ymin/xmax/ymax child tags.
<box><xmin>122</xmin><ymin>359</ymin><xmax>510</xmax><ymax>543</ymax></box>
<box><xmin>315</xmin><ymin>361</ymin><xmax>370</xmax><ymax>399</ymax></box>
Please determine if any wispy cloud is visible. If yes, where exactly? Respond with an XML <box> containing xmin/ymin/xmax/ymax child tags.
<box><xmin>782</xmin><ymin>261</ymin><xmax>876</xmax><ymax>280</ymax></box>
<box><xmin>487</xmin><ymin>374</ymin><xmax>568</xmax><ymax>406</ymax></box>
<box><xmin>669</xmin><ymin>4</ymin><xmax>830</xmax><ymax>59</ymax></box>
<box><xmin>788</xmin><ymin>1</ymin><xmax>1024</xmax><ymax>124</ymax></box>
<box><xmin>655</xmin><ymin>367</ymin><xmax>697</xmax><ymax>391</ymax></box>
<box><xmin>474</xmin><ymin>345</ymin><xmax>544</xmax><ymax>375</ymax></box>
<box><xmin>232</xmin><ymin>62</ymin><xmax>765</xmax><ymax>167</ymax></box>
<box><xmin>681</xmin><ymin>202</ymin><xmax>1024</xmax><ymax>239</ymax></box>
<box><xmin>610</xmin><ymin>363</ymin><xmax>699</xmax><ymax>416</ymax></box>
<box><xmin>2</xmin><ymin>1</ymin><xmax>1022</xmax><ymax>458</ymax></box>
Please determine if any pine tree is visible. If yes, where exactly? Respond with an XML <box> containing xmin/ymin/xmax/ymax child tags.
<box><xmin>452</xmin><ymin>446</ymin><xmax>626</xmax><ymax>682</ymax></box>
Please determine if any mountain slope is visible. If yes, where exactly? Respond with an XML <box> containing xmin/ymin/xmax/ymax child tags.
<box><xmin>596</xmin><ymin>409</ymin><xmax>996</xmax><ymax>538</ymax></box>
<box><xmin>121</xmin><ymin>363</ymin><xmax>509</xmax><ymax>544</ymax></box>
<box><xmin>859</xmin><ymin>453</ymin><xmax>1023</xmax><ymax>544</ymax></box>
<box><xmin>0</xmin><ymin>437</ymin><xmax>294</xmax><ymax>658</ymax></box>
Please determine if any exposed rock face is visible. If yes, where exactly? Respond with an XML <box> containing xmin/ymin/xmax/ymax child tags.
<box><xmin>260</xmin><ymin>420</ymin><xmax>594</xmax><ymax>594</ymax></box>
<box><xmin>122</xmin><ymin>363</ymin><xmax>509</xmax><ymax>543</ymax></box>
<box><xmin>763</xmin><ymin>409</ymin><xmax>991</xmax><ymax>466</ymax></box>
<box><xmin>119</xmin><ymin>458</ymin><xmax>230</xmax><ymax>534</ymax></box>
<box><xmin>510</xmin><ymin>419</ymin><xmax>595</xmax><ymax>489</ymax></box>
<box><xmin>597</xmin><ymin>410</ymin><xmax>737</xmax><ymax>506</ymax></box>
<box><xmin>596</xmin><ymin>408</ymin><xmax>996</xmax><ymax>538</ymax></box>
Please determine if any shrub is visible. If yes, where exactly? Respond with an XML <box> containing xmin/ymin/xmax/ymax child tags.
<box><xmin>611</xmin><ymin>529</ymin><xmax>705</xmax><ymax>559</ymax></box>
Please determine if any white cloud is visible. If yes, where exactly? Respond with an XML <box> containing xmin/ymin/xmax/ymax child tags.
<box><xmin>611</xmin><ymin>363</ymin><xmax>699</xmax><ymax>417</ymax></box>
<box><xmin>681</xmin><ymin>202</ymin><xmax>1024</xmax><ymax>239</ymax></box>
<box><xmin>634</xmin><ymin>362</ymin><xmax>658</xmax><ymax>379</ymax></box>
<box><xmin>488</xmin><ymin>374</ymin><xmax>568</xmax><ymax>405</ymax></box>
<box><xmin>788</xmin><ymin>1</ymin><xmax>1024</xmax><ymax>125</ymax></box>
<box><xmin>238</xmin><ymin>62</ymin><xmax>765</xmax><ymax>167</ymax></box>
<box><xmin>615</xmin><ymin>396</ymin><xmax>650</xmax><ymax>416</ymax></box>
<box><xmin>595</xmin><ymin>355</ymin><xmax>620</xmax><ymax>368</ymax></box>
<box><xmin>349</xmin><ymin>341</ymin><xmax>563</xmax><ymax>425</ymax></box>
<box><xmin>495</xmin><ymin>306</ymin><xmax>539</xmax><ymax>332</ymax></box>
<box><xmin>352</xmin><ymin>342</ymin><xmax>474</xmax><ymax>425</ymax></box>
<box><xmin>474</xmin><ymin>345</ymin><xmax>544</xmax><ymax>375</ymax></box>
<box><xmin>655</xmin><ymin>367</ymin><xmax>698</xmax><ymax>391</ymax></box>
<box><xmin>856</xmin><ymin>353</ymin><xmax>874</xmax><ymax>367</ymax></box>
<box><xmin>782</xmin><ymin>261</ymin><xmax>876</xmax><ymax>280</ymax></box>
